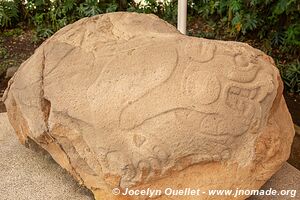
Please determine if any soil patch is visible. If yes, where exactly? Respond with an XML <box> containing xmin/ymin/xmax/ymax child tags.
<box><xmin>284</xmin><ymin>91</ymin><xmax>300</xmax><ymax>125</ymax></box>
<box><xmin>0</xmin><ymin>29</ymin><xmax>39</xmax><ymax>113</ymax></box>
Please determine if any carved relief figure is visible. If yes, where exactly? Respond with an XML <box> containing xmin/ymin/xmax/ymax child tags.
<box><xmin>4</xmin><ymin>13</ymin><xmax>292</xmax><ymax>200</ymax></box>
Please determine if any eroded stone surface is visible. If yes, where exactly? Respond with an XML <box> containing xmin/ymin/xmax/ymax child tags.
<box><xmin>3</xmin><ymin>12</ymin><xmax>295</xmax><ymax>200</ymax></box>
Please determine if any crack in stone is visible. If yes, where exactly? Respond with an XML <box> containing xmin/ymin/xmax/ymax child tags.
<box><xmin>39</xmin><ymin>48</ymin><xmax>86</xmax><ymax>187</ymax></box>
<box><xmin>55</xmin><ymin>140</ymin><xmax>86</xmax><ymax>185</ymax></box>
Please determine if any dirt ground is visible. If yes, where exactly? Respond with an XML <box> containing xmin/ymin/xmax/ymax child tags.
<box><xmin>0</xmin><ymin>29</ymin><xmax>40</xmax><ymax>112</ymax></box>
<box><xmin>284</xmin><ymin>92</ymin><xmax>300</xmax><ymax>125</ymax></box>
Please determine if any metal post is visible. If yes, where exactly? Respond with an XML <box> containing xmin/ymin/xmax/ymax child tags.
<box><xmin>177</xmin><ymin>0</ymin><xmax>187</xmax><ymax>34</ymax></box>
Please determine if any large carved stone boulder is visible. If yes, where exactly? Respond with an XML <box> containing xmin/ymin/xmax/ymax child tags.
<box><xmin>3</xmin><ymin>12</ymin><xmax>295</xmax><ymax>200</ymax></box>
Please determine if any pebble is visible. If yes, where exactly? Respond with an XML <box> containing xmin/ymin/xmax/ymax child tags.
<box><xmin>5</xmin><ymin>66</ymin><xmax>18</xmax><ymax>78</ymax></box>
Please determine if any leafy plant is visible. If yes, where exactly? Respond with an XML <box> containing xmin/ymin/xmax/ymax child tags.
<box><xmin>36</xmin><ymin>27</ymin><xmax>53</xmax><ymax>38</ymax></box>
<box><xmin>0</xmin><ymin>0</ymin><xmax>299</xmax><ymax>93</ymax></box>
<box><xmin>78</xmin><ymin>0</ymin><xmax>102</xmax><ymax>17</ymax></box>
<box><xmin>0</xmin><ymin>47</ymin><xmax>8</xmax><ymax>59</ymax></box>
<box><xmin>189</xmin><ymin>0</ymin><xmax>299</xmax><ymax>48</ymax></box>
<box><xmin>106</xmin><ymin>0</ymin><xmax>118</xmax><ymax>13</ymax></box>
<box><xmin>279</xmin><ymin>60</ymin><xmax>300</xmax><ymax>93</ymax></box>
<box><xmin>0</xmin><ymin>0</ymin><xmax>19</xmax><ymax>28</ymax></box>
<box><xmin>128</xmin><ymin>0</ymin><xmax>177</xmax><ymax>24</ymax></box>
<box><xmin>3</xmin><ymin>28</ymin><xmax>23</xmax><ymax>37</ymax></box>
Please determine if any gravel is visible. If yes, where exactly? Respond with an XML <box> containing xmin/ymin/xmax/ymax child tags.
<box><xmin>0</xmin><ymin>113</ymin><xmax>94</xmax><ymax>200</ymax></box>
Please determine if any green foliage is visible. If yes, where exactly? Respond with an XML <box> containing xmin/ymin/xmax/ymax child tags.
<box><xmin>0</xmin><ymin>59</ymin><xmax>19</xmax><ymax>76</ymax></box>
<box><xmin>0</xmin><ymin>0</ymin><xmax>298</xmax><ymax>54</ymax></box>
<box><xmin>189</xmin><ymin>0</ymin><xmax>299</xmax><ymax>54</ymax></box>
<box><xmin>0</xmin><ymin>0</ymin><xmax>19</xmax><ymax>28</ymax></box>
<box><xmin>0</xmin><ymin>0</ymin><xmax>299</xmax><ymax>93</ymax></box>
<box><xmin>3</xmin><ymin>27</ymin><xmax>23</xmax><ymax>37</ymax></box>
<box><xmin>0</xmin><ymin>47</ymin><xmax>8</xmax><ymax>59</ymax></box>
<box><xmin>0</xmin><ymin>63</ymin><xmax>8</xmax><ymax>76</ymax></box>
<box><xmin>1</xmin><ymin>0</ymin><xmax>122</xmax><ymax>42</ymax></box>
<box><xmin>127</xmin><ymin>0</ymin><xmax>177</xmax><ymax>25</ymax></box>
<box><xmin>78</xmin><ymin>0</ymin><xmax>102</xmax><ymax>17</ymax></box>
<box><xmin>106</xmin><ymin>1</ymin><xmax>118</xmax><ymax>13</ymax></box>
<box><xmin>279</xmin><ymin>60</ymin><xmax>300</xmax><ymax>93</ymax></box>
<box><xmin>186</xmin><ymin>0</ymin><xmax>299</xmax><ymax>93</ymax></box>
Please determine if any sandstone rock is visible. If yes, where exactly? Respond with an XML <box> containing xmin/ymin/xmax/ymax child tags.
<box><xmin>5</xmin><ymin>66</ymin><xmax>18</xmax><ymax>79</ymax></box>
<box><xmin>3</xmin><ymin>12</ymin><xmax>295</xmax><ymax>200</ymax></box>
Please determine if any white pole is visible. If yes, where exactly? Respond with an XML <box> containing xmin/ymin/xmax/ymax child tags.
<box><xmin>177</xmin><ymin>0</ymin><xmax>187</xmax><ymax>34</ymax></box>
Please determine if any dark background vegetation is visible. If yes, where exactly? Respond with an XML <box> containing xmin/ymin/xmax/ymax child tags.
<box><xmin>0</xmin><ymin>0</ymin><xmax>300</xmax><ymax>169</ymax></box>
<box><xmin>0</xmin><ymin>0</ymin><xmax>299</xmax><ymax>93</ymax></box>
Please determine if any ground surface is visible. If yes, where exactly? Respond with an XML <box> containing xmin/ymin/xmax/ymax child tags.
<box><xmin>0</xmin><ymin>113</ymin><xmax>94</xmax><ymax>200</ymax></box>
<box><xmin>248</xmin><ymin>163</ymin><xmax>300</xmax><ymax>200</ymax></box>
<box><xmin>0</xmin><ymin>113</ymin><xmax>299</xmax><ymax>200</ymax></box>
<box><xmin>0</xmin><ymin>29</ymin><xmax>39</xmax><ymax>112</ymax></box>
<box><xmin>0</xmin><ymin>29</ymin><xmax>39</xmax><ymax>76</ymax></box>
<box><xmin>288</xmin><ymin>127</ymin><xmax>300</xmax><ymax>170</ymax></box>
